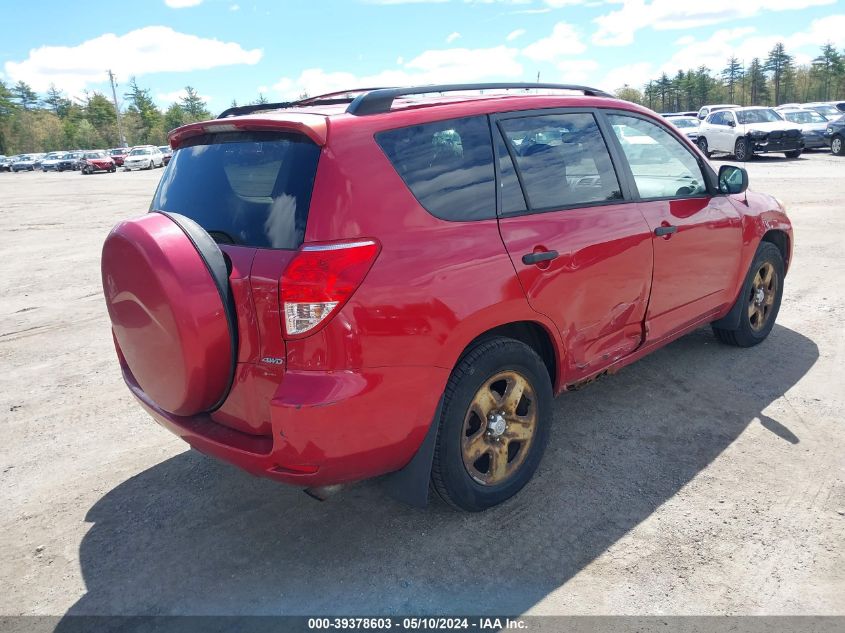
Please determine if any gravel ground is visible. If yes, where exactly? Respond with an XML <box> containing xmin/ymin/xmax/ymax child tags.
<box><xmin>0</xmin><ymin>153</ymin><xmax>843</xmax><ymax>617</ymax></box>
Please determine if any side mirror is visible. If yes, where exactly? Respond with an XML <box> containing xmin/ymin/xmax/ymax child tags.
<box><xmin>718</xmin><ymin>165</ymin><xmax>749</xmax><ymax>195</ymax></box>
<box><xmin>728</xmin><ymin>119</ymin><xmax>736</xmax><ymax>127</ymax></box>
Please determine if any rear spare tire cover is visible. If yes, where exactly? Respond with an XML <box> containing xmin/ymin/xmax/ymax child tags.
<box><xmin>101</xmin><ymin>212</ymin><xmax>237</xmax><ymax>416</ymax></box>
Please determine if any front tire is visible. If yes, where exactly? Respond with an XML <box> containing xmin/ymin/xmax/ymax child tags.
<box><xmin>697</xmin><ymin>137</ymin><xmax>711</xmax><ymax>158</ymax></box>
<box><xmin>431</xmin><ymin>337</ymin><xmax>553</xmax><ymax>512</ymax></box>
<box><xmin>784</xmin><ymin>149</ymin><xmax>802</xmax><ymax>159</ymax></box>
<box><xmin>734</xmin><ymin>137</ymin><xmax>752</xmax><ymax>161</ymax></box>
<box><xmin>832</xmin><ymin>135</ymin><xmax>844</xmax><ymax>156</ymax></box>
<box><xmin>713</xmin><ymin>242</ymin><xmax>784</xmax><ymax>347</ymax></box>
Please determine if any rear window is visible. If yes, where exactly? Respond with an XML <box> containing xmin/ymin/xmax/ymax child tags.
<box><xmin>376</xmin><ymin>116</ymin><xmax>495</xmax><ymax>221</ymax></box>
<box><xmin>151</xmin><ymin>131</ymin><xmax>321</xmax><ymax>249</ymax></box>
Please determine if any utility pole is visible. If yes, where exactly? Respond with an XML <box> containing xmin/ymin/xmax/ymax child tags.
<box><xmin>107</xmin><ymin>70</ymin><xmax>127</xmax><ymax>147</ymax></box>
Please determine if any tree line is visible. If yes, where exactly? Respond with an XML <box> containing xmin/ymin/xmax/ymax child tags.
<box><xmin>614</xmin><ymin>42</ymin><xmax>845</xmax><ymax>113</ymax></box>
<box><xmin>0</xmin><ymin>76</ymin><xmax>270</xmax><ymax>155</ymax></box>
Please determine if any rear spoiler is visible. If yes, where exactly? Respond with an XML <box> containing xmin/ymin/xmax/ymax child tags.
<box><xmin>168</xmin><ymin>114</ymin><xmax>328</xmax><ymax>148</ymax></box>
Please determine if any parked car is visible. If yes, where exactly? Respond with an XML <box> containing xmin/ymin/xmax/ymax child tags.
<box><xmin>802</xmin><ymin>102</ymin><xmax>842</xmax><ymax>119</ymax></box>
<box><xmin>696</xmin><ymin>104</ymin><xmax>740</xmax><ymax>120</ymax></box>
<box><xmin>123</xmin><ymin>145</ymin><xmax>164</xmax><ymax>170</ymax></box>
<box><xmin>697</xmin><ymin>107</ymin><xmax>803</xmax><ymax>160</ymax></box>
<box><xmin>101</xmin><ymin>83</ymin><xmax>792</xmax><ymax>511</ymax></box>
<box><xmin>39</xmin><ymin>152</ymin><xmax>66</xmax><ymax>171</ymax></box>
<box><xmin>158</xmin><ymin>145</ymin><xmax>173</xmax><ymax>165</ymax></box>
<box><xmin>78</xmin><ymin>150</ymin><xmax>116</xmax><ymax>174</ymax></box>
<box><xmin>11</xmin><ymin>155</ymin><xmax>38</xmax><ymax>171</ymax></box>
<box><xmin>0</xmin><ymin>155</ymin><xmax>11</xmax><ymax>172</ymax></box>
<box><xmin>667</xmin><ymin>115</ymin><xmax>700</xmax><ymax>142</ymax></box>
<box><xmin>824</xmin><ymin>114</ymin><xmax>845</xmax><ymax>156</ymax></box>
<box><xmin>778</xmin><ymin>108</ymin><xmax>830</xmax><ymax>149</ymax></box>
<box><xmin>56</xmin><ymin>151</ymin><xmax>83</xmax><ymax>171</ymax></box>
<box><xmin>108</xmin><ymin>148</ymin><xmax>128</xmax><ymax>167</ymax></box>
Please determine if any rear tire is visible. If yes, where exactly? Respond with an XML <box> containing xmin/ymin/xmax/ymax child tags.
<box><xmin>713</xmin><ymin>242</ymin><xmax>784</xmax><ymax>347</ymax></box>
<box><xmin>784</xmin><ymin>149</ymin><xmax>802</xmax><ymax>159</ymax></box>
<box><xmin>734</xmin><ymin>137</ymin><xmax>752</xmax><ymax>161</ymax></box>
<box><xmin>697</xmin><ymin>137</ymin><xmax>711</xmax><ymax>158</ymax></box>
<box><xmin>832</xmin><ymin>135</ymin><xmax>844</xmax><ymax>156</ymax></box>
<box><xmin>431</xmin><ymin>337</ymin><xmax>553</xmax><ymax>512</ymax></box>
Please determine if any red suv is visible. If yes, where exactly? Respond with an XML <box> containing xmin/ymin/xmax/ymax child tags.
<box><xmin>102</xmin><ymin>83</ymin><xmax>792</xmax><ymax>511</ymax></box>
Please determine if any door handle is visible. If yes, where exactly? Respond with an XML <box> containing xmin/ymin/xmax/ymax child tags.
<box><xmin>522</xmin><ymin>250</ymin><xmax>559</xmax><ymax>265</ymax></box>
<box><xmin>654</xmin><ymin>225</ymin><xmax>678</xmax><ymax>237</ymax></box>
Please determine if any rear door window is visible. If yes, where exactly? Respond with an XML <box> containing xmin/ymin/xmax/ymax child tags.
<box><xmin>152</xmin><ymin>131</ymin><xmax>321</xmax><ymax>249</ymax></box>
<box><xmin>376</xmin><ymin>116</ymin><xmax>495</xmax><ymax>221</ymax></box>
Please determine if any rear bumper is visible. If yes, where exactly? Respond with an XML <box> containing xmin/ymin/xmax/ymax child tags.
<box><xmin>124</xmin><ymin>362</ymin><xmax>449</xmax><ymax>487</ymax></box>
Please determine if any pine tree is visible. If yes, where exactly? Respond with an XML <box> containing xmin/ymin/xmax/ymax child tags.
<box><xmin>721</xmin><ymin>57</ymin><xmax>743</xmax><ymax>103</ymax></box>
<box><xmin>12</xmin><ymin>81</ymin><xmax>39</xmax><ymax>110</ymax></box>
<box><xmin>812</xmin><ymin>43</ymin><xmax>844</xmax><ymax>101</ymax></box>
<box><xmin>747</xmin><ymin>58</ymin><xmax>768</xmax><ymax>106</ymax></box>
<box><xmin>764</xmin><ymin>43</ymin><xmax>792</xmax><ymax>105</ymax></box>
<box><xmin>179</xmin><ymin>86</ymin><xmax>211</xmax><ymax>121</ymax></box>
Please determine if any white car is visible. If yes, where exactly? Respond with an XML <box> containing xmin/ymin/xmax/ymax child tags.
<box><xmin>696</xmin><ymin>107</ymin><xmax>803</xmax><ymax>160</ymax></box>
<box><xmin>39</xmin><ymin>152</ymin><xmax>66</xmax><ymax>171</ymax></box>
<box><xmin>778</xmin><ymin>108</ymin><xmax>830</xmax><ymax>149</ymax></box>
<box><xmin>667</xmin><ymin>115</ymin><xmax>700</xmax><ymax>142</ymax></box>
<box><xmin>696</xmin><ymin>103</ymin><xmax>740</xmax><ymax>121</ymax></box>
<box><xmin>123</xmin><ymin>146</ymin><xmax>164</xmax><ymax>171</ymax></box>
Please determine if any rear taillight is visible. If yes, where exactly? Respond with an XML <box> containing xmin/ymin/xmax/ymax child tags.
<box><xmin>280</xmin><ymin>239</ymin><xmax>380</xmax><ymax>339</ymax></box>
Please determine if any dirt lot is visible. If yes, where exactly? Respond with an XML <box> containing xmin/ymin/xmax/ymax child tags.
<box><xmin>1</xmin><ymin>154</ymin><xmax>843</xmax><ymax>618</ymax></box>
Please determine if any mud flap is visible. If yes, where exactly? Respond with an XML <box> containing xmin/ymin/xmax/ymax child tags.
<box><xmin>382</xmin><ymin>396</ymin><xmax>444</xmax><ymax>508</ymax></box>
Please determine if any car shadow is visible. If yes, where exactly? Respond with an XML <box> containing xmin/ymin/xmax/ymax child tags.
<box><xmin>59</xmin><ymin>325</ymin><xmax>817</xmax><ymax>617</ymax></box>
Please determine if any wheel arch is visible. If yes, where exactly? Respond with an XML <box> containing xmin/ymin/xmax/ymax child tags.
<box><xmin>456</xmin><ymin>320</ymin><xmax>559</xmax><ymax>393</ymax></box>
<box><xmin>761</xmin><ymin>229</ymin><xmax>791</xmax><ymax>272</ymax></box>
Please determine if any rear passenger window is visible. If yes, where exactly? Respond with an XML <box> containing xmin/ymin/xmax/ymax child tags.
<box><xmin>498</xmin><ymin>113</ymin><xmax>622</xmax><ymax>212</ymax></box>
<box><xmin>376</xmin><ymin>116</ymin><xmax>495</xmax><ymax>221</ymax></box>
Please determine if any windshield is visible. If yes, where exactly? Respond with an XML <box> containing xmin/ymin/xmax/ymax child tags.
<box><xmin>672</xmin><ymin>118</ymin><xmax>698</xmax><ymax>129</ymax></box>
<box><xmin>152</xmin><ymin>131</ymin><xmax>321</xmax><ymax>249</ymax></box>
<box><xmin>811</xmin><ymin>105</ymin><xmax>840</xmax><ymax>116</ymax></box>
<box><xmin>85</xmin><ymin>152</ymin><xmax>105</xmax><ymax>159</ymax></box>
<box><xmin>109</xmin><ymin>149</ymin><xmax>125</xmax><ymax>155</ymax></box>
<box><xmin>159</xmin><ymin>146</ymin><xmax>170</xmax><ymax>153</ymax></box>
<box><xmin>129</xmin><ymin>148</ymin><xmax>151</xmax><ymax>155</ymax></box>
<box><xmin>783</xmin><ymin>110</ymin><xmax>827</xmax><ymax>124</ymax></box>
<box><xmin>737</xmin><ymin>109</ymin><xmax>782</xmax><ymax>125</ymax></box>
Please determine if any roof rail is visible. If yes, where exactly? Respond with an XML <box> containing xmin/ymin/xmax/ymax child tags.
<box><xmin>345</xmin><ymin>83</ymin><xmax>613</xmax><ymax>116</ymax></box>
<box><xmin>216</xmin><ymin>87</ymin><xmax>392</xmax><ymax>119</ymax></box>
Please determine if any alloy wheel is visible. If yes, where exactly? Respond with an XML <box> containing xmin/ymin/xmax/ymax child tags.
<box><xmin>461</xmin><ymin>370</ymin><xmax>537</xmax><ymax>486</ymax></box>
<box><xmin>748</xmin><ymin>261</ymin><xmax>778</xmax><ymax>331</ymax></box>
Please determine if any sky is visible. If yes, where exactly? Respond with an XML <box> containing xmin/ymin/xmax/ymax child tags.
<box><xmin>1</xmin><ymin>0</ymin><xmax>844</xmax><ymax>114</ymax></box>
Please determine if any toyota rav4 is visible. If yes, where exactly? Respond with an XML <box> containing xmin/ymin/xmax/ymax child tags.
<box><xmin>101</xmin><ymin>83</ymin><xmax>793</xmax><ymax>511</ymax></box>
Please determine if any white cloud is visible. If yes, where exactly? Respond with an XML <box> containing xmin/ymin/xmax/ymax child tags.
<box><xmin>157</xmin><ymin>88</ymin><xmax>212</xmax><ymax>104</ymax></box>
<box><xmin>556</xmin><ymin>59</ymin><xmax>600</xmax><ymax>83</ymax></box>
<box><xmin>597</xmin><ymin>15</ymin><xmax>845</xmax><ymax>92</ymax></box>
<box><xmin>593</xmin><ymin>0</ymin><xmax>838</xmax><ymax>46</ymax></box>
<box><xmin>446</xmin><ymin>32</ymin><xmax>461</xmax><ymax>43</ymax></box>
<box><xmin>506</xmin><ymin>28</ymin><xmax>526</xmax><ymax>41</ymax></box>
<box><xmin>522</xmin><ymin>22</ymin><xmax>586</xmax><ymax>61</ymax></box>
<box><xmin>659</xmin><ymin>16</ymin><xmax>845</xmax><ymax>77</ymax></box>
<box><xmin>4</xmin><ymin>26</ymin><xmax>262</xmax><ymax>94</ymax></box>
<box><xmin>599</xmin><ymin>62</ymin><xmax>655</xmax><ymax>92</ymax></box>
<box><xmin>230</xmin><ymin>3</ymin><xmax>240</xmax><ymax>10</ymax></box>
<box><xmin>164</xmin><ymin>0</ymin><xmax>203</xmax><ymax>7</ymax></box>
<box><xmin>271</xmin><ymin>46</ymin><xmax>523</xmax><ymax>99</ymax></box>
